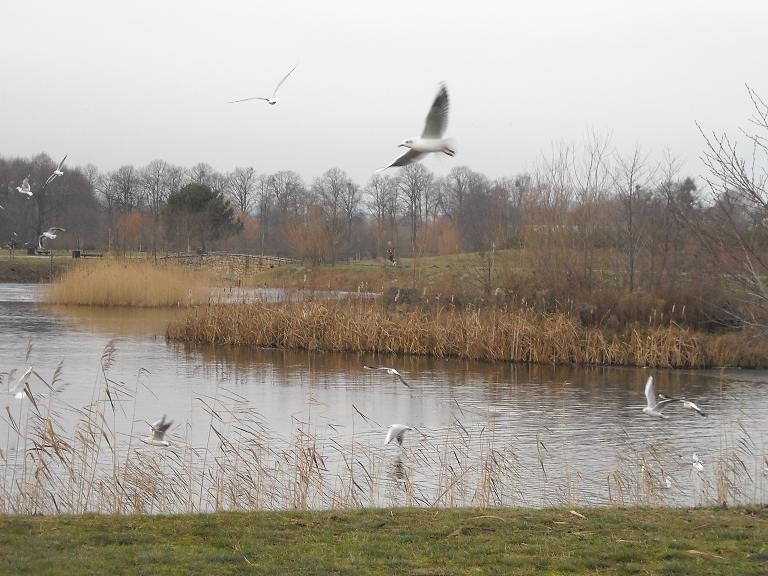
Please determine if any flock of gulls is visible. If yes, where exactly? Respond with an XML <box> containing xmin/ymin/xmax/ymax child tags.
<box><xmin>5</xmin><ymin>65</ymin><xmax>714</xmax><ymax>480</ymax></box>
<box><xmin>4</xmin><ymin>154</ymin><xmax>68</xmax><ymax>249</ymax></box>
<box><xmin>6</xmin><ymin>360</ymin><xmax>709</xmax><ymax>475</ymax></box>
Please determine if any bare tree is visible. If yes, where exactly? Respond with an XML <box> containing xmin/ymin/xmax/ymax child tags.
<box><xmin>141</xmin><ymin>159</ymin><xmax>168</xmax><ymax>257</ymax></box>
<box><xmin>693</xmin><ymin>86</ymin><xmax>768</xmax><ymax>328</ymax></box>
<box><xmin>613</xmin><ymin>146</ymin><xmax>655</xmax><ymax>291</ymax></box>
<box><xmin>364</xmin><ymin>174</ymin><xmax>399</xmax><ymax>257</ymax></box>
<box><xmin>228</xmin><ymin>166</ymin><xmax>257</xmax><ymax>215</ymax></box>
<box><xmin>396</xmin><ymin>163</ymin><xmax>433</xmax><ymax>254</ymax></box>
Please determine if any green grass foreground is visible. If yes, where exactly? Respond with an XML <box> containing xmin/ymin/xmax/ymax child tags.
<box><xmin>0</xmin><ymin>507</ymin><xmax>765</xmax><ymax>575</ymax></box>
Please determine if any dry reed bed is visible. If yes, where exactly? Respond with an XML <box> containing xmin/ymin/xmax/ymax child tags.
<box><xmin>167</xmin><ymin>301</ymin><xmax>717</xmax><ymax>368</ymax></box>
<box><xmin>1</xmin><ymin>344</ymin><xmax>764</xmax><ymax>515</ymax></box>
<box><xmin>47</xmin><ymin>260</ymin><xmax>212</xmax><ymax>307</ymax></box>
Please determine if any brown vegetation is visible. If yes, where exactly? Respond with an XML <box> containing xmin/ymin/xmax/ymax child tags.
<box><xmin>47</xmin><ymin>259</ymin><xmax>213</xmax><ymax>307</ymax></box>
<box><xmin>166</xmin><ymin>300</ymin><xmax>768</xmax><ymax>368</ymax></box>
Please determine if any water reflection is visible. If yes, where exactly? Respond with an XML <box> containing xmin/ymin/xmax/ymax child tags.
<box><xmin>0</xmin><ymin>283</ymin><xmax>767</xmax><ymax>513</ymax></box>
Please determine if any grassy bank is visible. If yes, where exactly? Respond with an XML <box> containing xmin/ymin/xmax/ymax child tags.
<box><xmin>0</xmin><ymin>507</ymin><xmax>764</xmax><ymax>575</ymax></box>
<box><xmin>0</xmin><ymin>254</ymin><xmax>71</xmax><ymax>282</ymax></box>
<box><xmin>166</xmin><ymin>300</ymin><xmax>768</xmax><ymax>368</ymax></box>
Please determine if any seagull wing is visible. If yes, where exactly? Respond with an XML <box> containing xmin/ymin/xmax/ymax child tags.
<box><xmin>44</xmin><ymin>174</ymin><xmax>56</xmax><ymax>186</ymax></box>
<box><xmin>394</xmin><ymin>372</ymin><xmax>411</xmax><ymax>388</ymax></box>
<box><xmin>421</xmin><ymin>83</ymin><xmax>449</xmax><ymax>138</ymax></box>
<box><xmin>56</xmin><ymin>154</ymin><xmax>68</xmax><ymax>171</ymax></box>
<box><xmin>377</xmin><ymin>149</ymin><xmax>425</xmax><ymax>172</ymax></box>
<box><xmin>48</xmin><ymin>227</ymin><xmax>66</xmax><ymax>233</ymax></box>
<box><xmin>229</xmin><ymin>96</ymin><xmax>271</xmax><ymax>103</ymax></box>
<box><xmin>271</xmin><ymin>64</ymin><xmax>297</xmax><ymax>98</ymax></box>
<box><xmin>644</xmin><ymin>376</ymin><xmax>657</xmax><ymax>409</ymax></box>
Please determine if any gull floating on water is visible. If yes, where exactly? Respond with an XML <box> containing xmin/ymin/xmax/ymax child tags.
<box><xmin>658</xmin><ymin>393</ymin><xmax>707</xmax><ymax>417</ymax></box>
<box><xmin>16</xmin><ymin>178</ymin><xmax>32</xmax><ymax>197</ymax></box>
<box><xmin>229</xmin><ymin>64</ymin><xmax>297</xmax><ymax>106</ymax></box>
<box><xmin>141</xmin><ymin>414</ymin><xmax>173</xmax><ymax>447</ymax></box>
<box><xmin>8</xmin><ymin>367</ymin><xmax>48</xmax><ymax>399</ymax></box>
<box><xmin>363</xmin><ymin>365</ymin><xmax>411</xmax><ymax>387</ymax></box>
<box><xmin>44</xmin><ymin>154</ymin><xmax>68</xmax><ymax>186</ymax></box>
<box><xmin>377</xmin><ymin>83</ymin><xmax>455</xmax><ymax>171</ymax></box>
<box><xmin>384</xmin><ymin>424</ymin><xmax>413</xmax><ymax>446</ymax></box>
<box><xmin>642</xmin><ymin>376</ymin><xmax>678</xmax><ymax>419</ymax></box>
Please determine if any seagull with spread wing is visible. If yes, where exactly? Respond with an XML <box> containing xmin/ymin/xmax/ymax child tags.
<box><xmin>363</xmin><ymin>365</ymin><xmax>411</xmax><ymax>387</ymax></box>
<box><xmin>642</xmin><ymin>376</ymin><xmax>678</xmax><ymax>419</ymax></box>
<box><xmin>16</xmin><ymin>177</ymin><xmax>32</xmax><ymax>197</ymax></box>
<box><xmin>44</xmin><ymin>154</ymin><xmax>68</xmax><ymax>187</ymax></box>
<box><xmin>384</xmin><ymin>424</ymin><xmax>413</xmax><ymax>446</ymax></box>
<box><xmin>8</xmin><ymin>367</ymin><xmax>49</xmax><ymax>399</ymax></box>
<box><xmin>141</xmin><ymin>414</ymin><xmax>174</xmax><ymax>447</ymax></box>
<box><xmin>230</xmin><ymin>64</ymin><xmax>297</xmax><ymax>105</ymax></box>
<box><xmin>658</xmin><ymin>393</ymin><xmax>707</xmax><ymax>417</ymax></box>
<box><xmin>377</xmin><ymin>83</ymin><xmax>455</xmax><ymax>171</ymax></box>
<box><xmin>37</xmin><ymin>227</ymin><xmax>65</xmax><ymax>250</ymax></box>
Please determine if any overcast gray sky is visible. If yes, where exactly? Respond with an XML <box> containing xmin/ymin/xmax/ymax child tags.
<box><xmin>2</xmin><ymin>0</ymin><xmax>766</xmax><ymax>185</ymax></box>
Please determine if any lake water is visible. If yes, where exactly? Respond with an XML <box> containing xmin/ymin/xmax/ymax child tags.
<box><xmin>1</xmin><ymin>283</ymin><xmax>767</xmax><ymax>513</ymax></box>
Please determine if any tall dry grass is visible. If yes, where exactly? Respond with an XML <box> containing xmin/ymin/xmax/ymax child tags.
<box><xmin>166</xmin><ymin>300</ymin><xmax>746</xmax><ymax>368</ymax></box>
<box><xmin>47</xmin><ymin>259</ymin><xmax>213</xmax><ymax>307</ymax></box>
<box><xmin>1</xmin><ymin>346</ymin><xmax>765</xmax><ymax>515</ymax></box>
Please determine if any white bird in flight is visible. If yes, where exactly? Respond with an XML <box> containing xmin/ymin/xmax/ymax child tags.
<box><xmin>642</xmin><ymin>376</ymin><xmax>677</xmax><ymax>419</ymax></box>
<box><xmin>363</xmin><ymin>365</ymin><xmax>411</xmax><ymax>387</ymax></box>
<box><xmin>16</xmin><ymin>178</ymin><xmax>32</xmax><ymax>197</ymax></box>
<box><xmin>658</xmin><ymin>393</ymin><xmax>707</xmax><ymax>417</ymax></box>
<box><xmin>141</xmin><ymin>414</ymin><xmax>173</xmax><ymax>447</ymax></box>
<box><xmin>384</xmin><ymin>424</ymin><xmax>413</xmax><ymax>446</ymax></box>
<box><xmin>230</xmin><ymin>64</ymin><xmax>297</xmax><ymax>106</ymax></box>
<box><xmin>38</xmin><ymin>227</ymin><xmax>65</xmax><ymax>249</ymax></box>
<box><xmin>8</xmin><ymin>367</ymin><xmax>48</xmax><ymax>399</ymax></box>
<box><xmin>692</xmin><ymin>453</ymin><xmax>704</xmax><ymax>472</ymax></box>
<box><xmin>377</xmin><ymin>82</ymin><xmax>455</xmax><ymax>171</ymax></box>
<box><xmin>44</xmin><ymin>154</ymin><xmax>68</xmax><ymax>186</ymax></box>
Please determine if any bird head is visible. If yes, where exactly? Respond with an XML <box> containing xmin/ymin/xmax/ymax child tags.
<box><xmin>399</xmin><ymin>139</ymin><xmax>414</xmax><ymax>149</ymax></box>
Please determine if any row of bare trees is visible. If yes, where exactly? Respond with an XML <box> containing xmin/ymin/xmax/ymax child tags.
<box><xmin>1</xmin><ymin>88</ymin><xmax>766</xmax><ymax>327</ymax></box>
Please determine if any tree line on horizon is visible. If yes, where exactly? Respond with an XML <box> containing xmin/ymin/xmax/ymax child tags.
<box><xmin>1</xmin><ymin>95</ymin><xmax>767</xmax><ymax>330</ymax></box>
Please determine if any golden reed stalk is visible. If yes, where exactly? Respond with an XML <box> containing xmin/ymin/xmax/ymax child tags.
<box><xmin>165</xmin><ymin>300</ymin><xmax>757</xmax><ymax>368</ymax></box>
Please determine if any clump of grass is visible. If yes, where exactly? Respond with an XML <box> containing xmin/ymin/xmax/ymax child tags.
<box><xmin>166</xmin><ymin>300</ymin><xmax>726</xmax><ymax>368</ymax></box>
<box><xmin>47</xmin><ymin>259</ymin><xmax>213</xmax><ymax>307</ymax></box>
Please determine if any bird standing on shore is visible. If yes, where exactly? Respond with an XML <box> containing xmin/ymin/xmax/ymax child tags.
<box><xmin>378</xmin><ymin>83</ymin><xmax>455</xmax><ymax>171</ymax></box>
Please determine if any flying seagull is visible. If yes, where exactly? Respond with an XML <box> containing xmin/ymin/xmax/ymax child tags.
<box><xmin>141</xmin><ymin>414</ymin><xmax>173</xmax><ymax>447</ymax></box>
<box><xmin>229</xmin><ymin>64</ymin><xmax>297</xmax><ymax>105</ymax></box>
<box><xmin>44</xmin><ymin>154</ymin><xmax>68</xmax><ymax>186</ymax></box>
<box><xmin>38</xmin><ymin>227</ymin><xmax>65</xmax><ymax>249</ymax></box>
<box><xmin>377</xmin><ymin>83</ymin><xmax>455</xmax><ymax>171</ymax></box>
<box><xmin>658</xmin><ymin>393</ymin><xmax>707</xmax><ymax>417</ymax></box>
<box><xmin>16</xmin><ymin>178</ymin><xmax>32</xmax><ymax>197</ymax></box>
<box><xmin>692</xmin><ymin>453</ymin><xmax>704</xmax><ymax>473</ymax></box>
<box><xmin>384</xmin><ymin>424</ymin><xmax>413</xmax><ymax>446</ymax></box>
<box><xmin>642</xmin><ymin>376</ymin><xmax>677</xmax><ymax>419</ymax></box>
<box><xmin>8</xmin><ymin>367</ymin><xmax>48</xmax><ymax>399</ymax></box>
<box><xmin>363</xmin><ymin>365</ymin><xmax>411</xmax><ymax>387</ymax></box>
